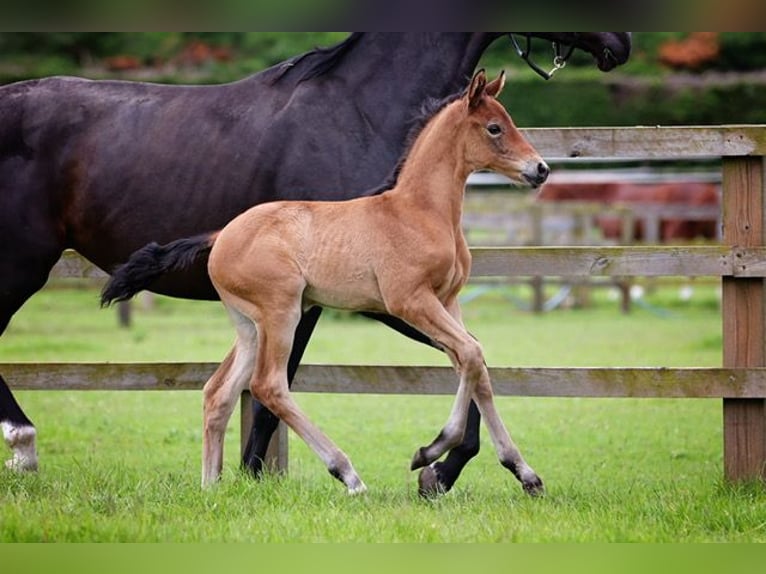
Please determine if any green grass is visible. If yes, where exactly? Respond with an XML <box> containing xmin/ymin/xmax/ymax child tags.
<box><xmin>3</xmin><ymin>281</ymin><xmax>766</xmax><ymax>542</ymax></box>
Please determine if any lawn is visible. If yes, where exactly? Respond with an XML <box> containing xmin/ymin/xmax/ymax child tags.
<box><xmin>3</xmin><ymin>281</ymin><xmax>766</xmax><ymax>542</ymax></box>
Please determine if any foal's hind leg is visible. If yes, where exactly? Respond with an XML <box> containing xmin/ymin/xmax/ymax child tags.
<box><xmin>241</xmin><ymin>306</ymin><xmax>323</xmax><ymax>477</ymax></box>
<box><xmin>201</xmin><ymin>307</ymin><xmax>258</xmax><ymax>487</ymax></box>
<box><xmin>248</xmin><ymin>301</ymin><xmax>366</xmax><ymax>494</ymax></box>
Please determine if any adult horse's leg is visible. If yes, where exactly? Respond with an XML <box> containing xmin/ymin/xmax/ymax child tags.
<box><xmin>0</xmin><ymin>155</ymin><xmax>66</xmax><ymax>470</ymax></box>
<box><xmin>417</xmin><ymin>401</ymin><xmax>481</xmax><ymax>496</ymax></box>
<box><xmin>241</xmin><ymin>306</ymin><xmax>323</xmax><ymax>476</ymax></box>
<box><xmin>0</xmin><ymin>374</ymin><xmax>37</xmax><ymax>471</ymax></box>
<box><xmin>363</xmin><ymin>312</ymin><xmax>482</xmax><ymax>496</ymax></box>
<box><xmin>0</xmin><ymin>244</ymin><xmax>62</xmax><ymax>472</ymax></box>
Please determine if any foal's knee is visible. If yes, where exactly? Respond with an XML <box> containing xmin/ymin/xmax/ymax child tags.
<box><xmin>458</xmin><ymin>340</ymin><xmax>486</xmax><ymax>379</ymax></box>
<box><xmin>251</xmin><ymin>380</ymin><xmax>288</xmax><ymax>417</ymax></box>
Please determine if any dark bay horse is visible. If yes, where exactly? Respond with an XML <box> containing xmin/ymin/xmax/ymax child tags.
<box><xmin>103</xmin><ymin>70</ymin><xmax>549</xmax><ymax>494</ymax></box>
<box><xmin>0</xmin><ymin>32</ymin><xmax>631</xmax><ymax>494</ymax></box>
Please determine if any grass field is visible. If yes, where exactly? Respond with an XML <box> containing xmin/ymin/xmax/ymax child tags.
<box><xmin>2</xmin><ymin>281</ymin><xmax>766</xmax><ymax>542</ymax></box>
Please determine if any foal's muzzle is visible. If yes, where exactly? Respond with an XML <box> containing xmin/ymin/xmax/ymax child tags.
<box><xmin>523</xmin><ymin>160</ymin><xmax>550</xmax><ymax>188</ymax></box>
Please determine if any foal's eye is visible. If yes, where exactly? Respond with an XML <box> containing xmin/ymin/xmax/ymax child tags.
<box><xmin>487</xmin><ymin>123</ymin><xmax>502</xmax><ymax>136</ymax></box>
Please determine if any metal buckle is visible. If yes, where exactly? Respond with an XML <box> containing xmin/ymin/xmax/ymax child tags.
<box><xmin>510</xmin><ymin>34</ymin><xmax>575</xmax><ymax>80</ymax></box>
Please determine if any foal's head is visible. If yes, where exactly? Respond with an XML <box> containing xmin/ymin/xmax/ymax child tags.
<box><xmin>460</xmin><ymin>70</ymin><xmax>549</xmax><ymax>188</ymax></box>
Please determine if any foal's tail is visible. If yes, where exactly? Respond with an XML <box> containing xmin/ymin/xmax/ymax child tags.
<box><xmin>100</xmin><ymin>232</ymin><xmax>219</xmax><ymax>306</ymax></box>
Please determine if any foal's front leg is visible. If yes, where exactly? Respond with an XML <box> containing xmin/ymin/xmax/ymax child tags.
<box><xmin>388</xmin><ymin>293</ymin><xmax>485</xmax><ymax>469</ymax></box>
<box><xmin>393</xmin><ymin>292</ymin><xmax>543</xmax><ymax>495</ymax></box>
<box><xmin>470</xmin><ymin>373</ymin><xmax>544</xmax><ymax>496</ymax></box>
<box><xmin>363</xmin><ymin>312</ymin><xmax>483</xmax><ymax>497</ymax></box>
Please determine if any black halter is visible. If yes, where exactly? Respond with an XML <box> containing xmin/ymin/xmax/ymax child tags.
<box><xmin>510</xmin><ymin>33</ymin><xmax>576</xmax><ymax>80</ymax></box>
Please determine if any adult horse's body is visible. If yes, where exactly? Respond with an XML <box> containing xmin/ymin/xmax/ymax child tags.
<box><xmin>0</xmin><ymin>33</ymin><xmax>631</xmax><ymax>493</ymax></box>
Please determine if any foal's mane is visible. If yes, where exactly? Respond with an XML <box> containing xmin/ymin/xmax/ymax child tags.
<box><xmin>366</xmin><ymin>90</ymin><xmax>465</xmax><ymax>197</ymax></box>
<box><xmin>267</xmin><ymin>33</ymin><xmax>364</xmax><ymax>85</ymax></box>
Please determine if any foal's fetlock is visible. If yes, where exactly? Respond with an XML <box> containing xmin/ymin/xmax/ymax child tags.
<box><xmin>410</xmin><ymin>446</ymin><xmax>431</xmax><ymax>471</ymax></box>
<box><xmin>328</xmin><ymin>463</ymin><xmax>366</xmax><ymax>495</ymax></box>
<box><xmin>411</xmin><ymin>428</ymin><xmax>463</xmax><ymax>471</ymax></box>
<box><xmin>501</xmin><ymin>458</ymin><xmax>544</xmax><ymax>496</ymax></box>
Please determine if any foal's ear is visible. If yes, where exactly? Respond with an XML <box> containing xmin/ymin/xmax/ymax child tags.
<box><xmin>468</xmin><ymin>69</ymin><xmax>487</xmax><ymax>109</ymax></box>
<box><xmin>485</xmin><ymin>70</ymin><xmax>506</xmax><ymax>99</ymax></box>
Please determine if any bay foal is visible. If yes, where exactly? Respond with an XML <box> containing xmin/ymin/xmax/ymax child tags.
<box><xmin>102</xmin><ymin>70</ymin><xmax>549</xmax><ymax>495</ymax></box>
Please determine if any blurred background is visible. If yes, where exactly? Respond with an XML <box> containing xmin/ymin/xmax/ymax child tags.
<box><xmin>1</xmin><ymin>32</ymin><xmax>765</xmax><ymax>126</ymax></box>
<box><xmin>4</xmin><ymin>32</ymin><xmax>759</xmax><ymax>317</ymax></box>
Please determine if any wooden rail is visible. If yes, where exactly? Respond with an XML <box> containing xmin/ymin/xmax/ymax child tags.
<box><xmin>7</xmin><ymin>362</ymin><xmax>766</xmax><ymax>399</ymax></box>
<box><xmin>13</xmin><ymin>124</ymin><xmax>766</xmax><ymax>483</ymax></box>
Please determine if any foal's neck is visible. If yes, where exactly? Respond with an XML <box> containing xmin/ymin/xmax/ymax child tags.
<box><xmin>392</xmin><ymin>104</ymin><xmax>470</xmax><ymax>228</ymax></box>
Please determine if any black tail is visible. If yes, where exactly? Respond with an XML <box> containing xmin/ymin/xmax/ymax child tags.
<box><xmin>100</xmin><ymin>232</ymin><xmax>218</xmax><ymax>307</ymax></box>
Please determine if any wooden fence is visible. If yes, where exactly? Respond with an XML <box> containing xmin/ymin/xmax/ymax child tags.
<box><xmin>5</xmin><ymin>125</ymin><xmax>766</xmax><ymax>482</ymax></box>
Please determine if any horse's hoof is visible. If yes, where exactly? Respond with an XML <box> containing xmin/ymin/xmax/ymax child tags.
<box><xmin>2</xmin><ymin>424</ymin><xmax>38</xmax><ymax>472</ymax></box>
<box><xmin>4</xmin><ymin>455</ymin><xmax>38</xmax><ymax>472</ymax></box>
<box><xmin>522</xmin><ymin>475</ymin><xmax>545</xmax><ymax>497</ymax></box>
<box><xmin>417</xmin><ymin>464</ymin><xmax>447</xmax><ymax>498</ymax></box>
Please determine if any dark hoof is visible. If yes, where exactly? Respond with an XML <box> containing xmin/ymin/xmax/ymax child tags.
<box><xmin>240</xmin><ymin>458</ymin><xmax>265</xmax><ymax>480</ymax></box>
<box><xmin>417</xmin><ymin>464</ymin><xmax>448</xmax><ymax>499</ymax></box>
<box><xmin>522</xmin><ymin>475</ymin><xmax>545</xmax><ymax>497</ymax></box>
<box><xmin>410</xmin><ymin>447</ymin><xmax>430</xmax><ymax>471</ymax></box>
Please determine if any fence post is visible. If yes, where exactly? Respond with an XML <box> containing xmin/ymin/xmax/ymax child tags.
<box><xmin>722</xmin><ymin>155</ymin><xmax>766</xmax><ymax>482</ymax></box>
<box><xmin>239</xmin><ymin>392</ymin><xmax>289</xmax><ymax>473</ymax></box>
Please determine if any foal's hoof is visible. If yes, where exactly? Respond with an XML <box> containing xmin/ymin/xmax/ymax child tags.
<box><xmin>410</xmin><ymin>447</ymin><xmax>431</xmax><ymax>471</ymax></box>
<box><xmin>347</xmin><ymin>482</ymin><xmax>368</xmax><ymax>496</ymax></box>
<box><xmin>522</xmin><ymin>475</ymin><xmax>545</xmax><ymax>497</ymax></box>
<box><xmin>417</xmin><ymin>464</ymin><xmax>448</xmax><ymax>499</ymax></box>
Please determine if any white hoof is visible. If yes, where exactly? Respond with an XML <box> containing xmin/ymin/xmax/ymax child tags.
<box><xmin>2</xmin><ymin>423</ymin><xmax>38</xmax><ymax>472</ymax></box>
<box><xmin>347</xmin><ymin>481</ymin><xmax>368</xmax><ymax>496</ymax></box>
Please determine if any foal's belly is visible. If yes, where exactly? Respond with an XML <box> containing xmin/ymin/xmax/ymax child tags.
<box><xmin>302</xmin><ymin>280</ymin><xmax>386</xmax><ymax>313</ymax></box>
<box><xmin>303</xmin><ymin>265</ymin><xmax>384</xmax><ymax>311</ymax></box>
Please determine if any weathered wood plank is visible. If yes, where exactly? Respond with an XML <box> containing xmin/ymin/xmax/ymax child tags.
<box><xmin>2</xmin><ymin>362</ymin><xmax>218</xmax><ymax>391</ymax></box>
<box><xmin>470</xmin><ymin>246</ymin><xmax>765</xmax><ymax>278</ymax></box>
<box><xmin>6</xmin><ymin>362</ymin><xmax>766</xmax><ymax>399</ymax></box>
<box><xmin>522</xmin><ymin>125</ymin><xmax>766</xmax><ymax>159</ymax></box>
<box><xmin>51</xmin><ymin>246</ymin><xmax>766</xmax><ymax>282</ymax></box>
<box><xmin>293</xmin><ymin>365</ymin><xmax>766</xmax><ymax>399</ymax></box>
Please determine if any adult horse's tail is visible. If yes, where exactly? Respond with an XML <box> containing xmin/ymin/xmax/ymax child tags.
<box><xmin>101</xmin><ymin>232</ymin><xmax>219</xmax><ymax>306</ymax></box>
